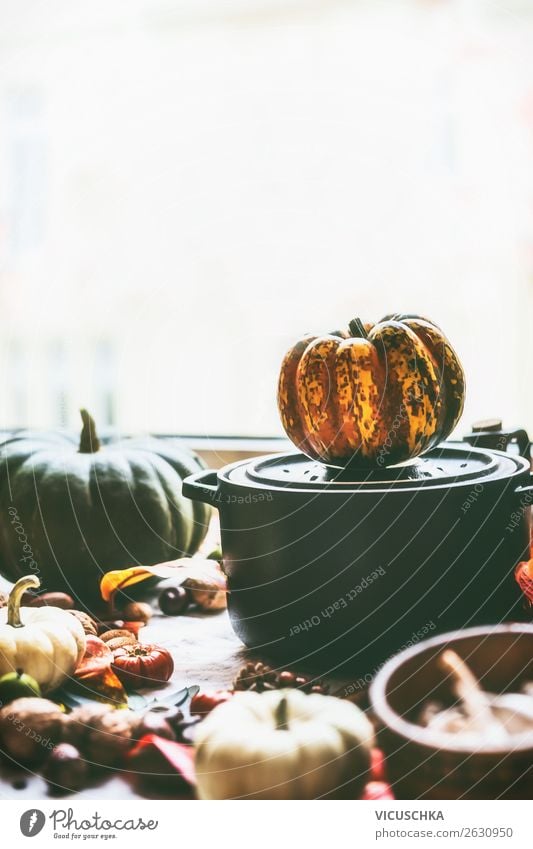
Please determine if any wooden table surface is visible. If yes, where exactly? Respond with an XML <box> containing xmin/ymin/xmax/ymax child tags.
<box><xmin>0</xmin><ymin>604</ymin><xmax>249</xmax><ymax>800</ymax></box>
<box><xmin>0</xmin><ymin>515</ymin><xmax>354</xmax><ymax>800</ymax></box>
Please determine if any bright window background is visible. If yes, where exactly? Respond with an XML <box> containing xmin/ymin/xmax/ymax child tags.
<box><xmin>0</xmin><ymin>0</ymin><xmax>532</xmax><ymax>438</ymax></box>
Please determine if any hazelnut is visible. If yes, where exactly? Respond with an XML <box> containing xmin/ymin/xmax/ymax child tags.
<box><xmin>278</xmin><ymin>671</ymin><xmax>297</xmax><ymax>687</ymax></box>
<box><xmin>121</xmin><ymin>601</ymin><xmax>152</xmax><ymax>623</ymax></box>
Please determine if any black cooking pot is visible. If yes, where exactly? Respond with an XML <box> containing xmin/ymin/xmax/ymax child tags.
<box><xmin>183</xmin><ymin>439</ymin><xmax>533</xmax><ymax>675</ymax></box>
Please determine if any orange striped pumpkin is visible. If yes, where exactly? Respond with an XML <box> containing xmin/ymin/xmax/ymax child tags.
<box><xmin>277</xmin><ymin>314</ymin><xmax>465</xmax><ymax>468</ymax></box>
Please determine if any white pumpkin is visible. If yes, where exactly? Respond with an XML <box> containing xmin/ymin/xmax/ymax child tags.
<box><xmin>0</xmin><ymin>575</ymin><xmax>85</xmax><ymax>692</ymax></box>
<box><xmin>194</xmin><ymin>688</ymin><xmax>374</xmax><ymax>799</ymax></box>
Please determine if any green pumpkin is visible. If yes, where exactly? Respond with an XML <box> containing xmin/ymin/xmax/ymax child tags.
<box><xmin>0</xmin><ymin>410</ymin><xmax>210</xmax><ymax>608</ymax></box>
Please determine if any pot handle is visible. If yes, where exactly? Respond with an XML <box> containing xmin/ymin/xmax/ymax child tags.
<box><xmin>464</xmin><ymin>420</ymin><xmax>531</xmax><ymax>459</ymax></box>
<box><xmin>182</xmin><ymin>469</ymin><xmax>219</xmax><ymax>505</ymax></box>
<box><xmin>515</xmin><ymin>479</ymin><xmax>533</xmax><ymax>499</ymax></box>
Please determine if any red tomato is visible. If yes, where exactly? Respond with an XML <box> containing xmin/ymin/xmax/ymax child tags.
<box><xmin>190</xmin><ymin>690</ymin><xmax>233</xmax><ymax>716</ymax></box>
<box><xmin>111</xmin><ymin>643</ymin><xmax>174</xmax><ymax>689</ymax></box>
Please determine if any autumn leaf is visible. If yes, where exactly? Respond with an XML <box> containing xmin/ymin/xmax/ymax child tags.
<box><xmin>100</xmin><ymin>557</ymin><xmax>227</xmax><ymax>605</ymax></box>
<box><xmin>72</xmin><ymin>635</ymin><xmax>128</xmax><ymax>705</ymax></box>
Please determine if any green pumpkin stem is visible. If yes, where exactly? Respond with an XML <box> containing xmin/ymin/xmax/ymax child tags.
<box><xmin>348</xmin><ymin>318</ymin><xmax>368</xmax><ymax>339</ymax></box>
<box><xmin>79</xmin><ymin>408</ymin><xmax>101</xmax><ymax>454</ymax></box>
<box><xmin>8</xmin><ymin>575</ymin><xmax>40</xmax><ymax>628</ymax></box>
<box><xmin>275</xmin><ymin>696</ymin><xmax>290</xmax><ymax>731</ymax></box>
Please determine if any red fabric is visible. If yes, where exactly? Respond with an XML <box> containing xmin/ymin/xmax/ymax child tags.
<box><xmin>361</xmin><ymin>781</ymin><xmax>395</xmax><ymax>800</ymax></box>
<box><xmin>370</xmin><ymin>747</ymin><xmax>386</xmax><ymax>783</ymax></box>
<box><xmin>128</xmin><ymin>734</ymin><xmax>196</xmax><ymax>786</ymax></box>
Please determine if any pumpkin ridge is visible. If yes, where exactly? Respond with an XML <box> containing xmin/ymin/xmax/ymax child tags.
<box><xmin>368</xmin><ymin>324</ymin><xmax>412</xmax><ymax>463</ymax></box>
<box><xmin>399</xmin><ymin>318</ymin><xmax>449</xmax><ymax>449</ymax></box>
<box><xmin>372</xmin><ymin>321</ymin><xmax>440</xmax><ymax>459</ymax></box>
<box><xmin>124</xmin><ymin>440</ymin><xmax>210</xmax><ymax>554</ymax></box>
<box><xmin>335</xmin><ymin>339</ymin><xmax>382</xmax><ymax>462</ymax></box>
<box><xmin>401</xmin><ymin>317</ymin><xmax>465</xmax><ymax>439</ymax></box>
<box><xmin>146</xmin><ymin>456</ymin><xmax>194</xmax><ymax>555</ymax></box>
<box><xmin>295</xmin><ymin>336</ymin><xmax>342</xmax><ymax>461</ymax></box>
<box><xmin>89</xmin><ymin>453</ymin><xmax>173</xmax><ymax>557</ymax></box>
<box><xmin>0</xmin><ymin>428</ymin><xmax>210</xmax><ymax>604</ymax></box>
<box><xmin>277</xmin><ymin>335</ymin><xmax>317</xmax><ymax>457</ymax></box>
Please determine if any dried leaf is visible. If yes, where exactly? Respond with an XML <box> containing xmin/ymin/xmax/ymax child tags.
<box><xmin>73</xmin><ymin>635</ymin><xmax>128</xmax><ymax>705</ymax></box>
<box><xmin>100</xmin><ymin>557</ymin><xmax>227</xmax><ymax>604</ymax></box>
<box><xmin>75</xmin><ymin>635</ymin><xmax>112</xmax><ymax>672</ymax></box>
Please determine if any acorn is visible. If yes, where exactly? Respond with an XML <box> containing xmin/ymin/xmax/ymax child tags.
<box><xmin>121</xmin><ymin>601</ymin><xmax>153</xmax><ymax>624</ymax></box>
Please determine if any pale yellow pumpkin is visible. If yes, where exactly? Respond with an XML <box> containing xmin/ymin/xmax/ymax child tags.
<box><xmin>194</xmin><ymin>689</ymin><xmax>374</xmax><ymax>799</ymax></box>
<box><xmin>0</xmin><ymin>575</ymin><xmax>85</xmax><ymax>693</ymax></box>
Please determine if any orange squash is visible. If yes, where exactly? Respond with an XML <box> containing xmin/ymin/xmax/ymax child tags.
<box><xmin>277</xmin><ymin>313</ymin><xmax>465</xmax><ymax>467</ymax></box>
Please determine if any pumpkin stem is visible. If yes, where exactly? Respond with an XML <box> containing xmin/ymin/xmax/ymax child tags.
<box><xmin>79</xmin><ymin>408</ymin><xmax>101</xmax><ymax>454</ymax></box>
<box><xmin>7</xmin><ymin>574</ymin><xmax>40</xmax><ymax>628</ymax></box>
<box><xmin>275</xmin><ymin>696</ymin><xmax>290</xmax><ymax>731</ymax></box>
<box><xmin>348</xmin><ymin>318</ymin><xmax>368</xmax><ymax>339</ymax></box>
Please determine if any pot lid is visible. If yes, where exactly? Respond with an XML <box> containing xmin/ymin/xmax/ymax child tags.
<box><xmin>225</xmin><ymin>442</ymin><xmax>529</xmax><ymax>492</ymax></box>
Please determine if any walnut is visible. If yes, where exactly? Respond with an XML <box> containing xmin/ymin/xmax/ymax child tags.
<box><xmin>0</xmin><ymin>698</ymin><xmax>65</xmax><ymax>765</ymax></box>
<box><xmin>68</xmin><ymin>609</ymin><xmax>98</xmax><ymax>637</ymax></box>
<box><xmin>100</xmin><ymin>629</ymin><xmax>136</xmax><ymax>645</ymax></box>
<box><xmin>86</xmin><ymin>710</ymin><xmax>141</xmax><ymax>767</ymax></box>
<box><xmin>105</xmin><ymin>635</ymin><xmax>138</xmax><ymax>652</ymax></box>
<box><xmin>62</xmin><ymin>703</ymin><xmax>110</xmax><ymax>749</ymax></box>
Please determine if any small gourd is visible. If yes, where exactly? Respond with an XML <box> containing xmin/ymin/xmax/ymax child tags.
<box><xmin>0</xmin><ymin>575</ymin><xmax>86</xmax><ymax>692</ymax></box>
